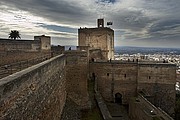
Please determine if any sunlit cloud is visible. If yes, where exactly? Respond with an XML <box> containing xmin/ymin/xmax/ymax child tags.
<box><xmin>0</xmin><ymin>0</ymin><xmax>180</xmax><ymax>47</ymax></box>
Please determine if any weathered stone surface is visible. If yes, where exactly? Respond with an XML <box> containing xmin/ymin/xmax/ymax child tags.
<box><xmin>61</xmin><ymin>97</ymin><xmax>81</xmax><ymax>120</ymax></box>
<box><xmin>65</xmin><ymin>51</ymin><xmax>90</xmax><ymax>109</ymax></box>
<box><xmin>78</xmin><ymin>27</ymin><xmax>114</xmax><ymax>60</ymax></box>
<box><xmin>0</xmin><ymin>54</ymin><xmax>66</xmax><ymax>120</ymax></box>
<box><xmin>90</xmin><ymin>62</ymin><xmax>137</xmax><ymax>104</ymax></box>
<box><xmin>129</xmin><ymin>95</ymin><xmax>174</xmax><ymax>120</ymax></box>
<box><xmin>90</xmin><ymin>61</ymin><xmax>176</xmax><ymax>115</ymax></box>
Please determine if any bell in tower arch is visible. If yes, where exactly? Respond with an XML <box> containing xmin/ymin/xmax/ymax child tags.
<box><xmin>97</xmin><ymin>19</ymin><xmax>104</xmax><ymax>28</ymax></box>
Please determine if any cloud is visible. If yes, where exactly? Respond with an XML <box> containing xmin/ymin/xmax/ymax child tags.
<box><xmin>0</xmin><ymin>0</ymin><xmax>180</xmax><ymax>47</ymax></box>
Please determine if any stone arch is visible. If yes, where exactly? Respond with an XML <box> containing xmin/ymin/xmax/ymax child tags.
<box><xmin>115</xmin><ymin>93</ymin><xmax>122</xmax><ymax>104</ymax></box>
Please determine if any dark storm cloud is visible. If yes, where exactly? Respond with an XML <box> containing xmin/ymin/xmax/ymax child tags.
<box><xmin>40</xmin><ymin>24</ymin><xmax>77</xmax><ymax>33</ymax></box>
<box><xmin>111</xmin><ymin>10</ymin><xmax>154</xmax><ymax>31</ymax></box>
<box><xmin>96</xmin><ymin>0</ymin><xmax>117</xmax><ymax>4</ymax></box>
<box><xmin>0</xmin><ymin>0</ymin><xmax>96</xmax><ymax>26</ymax></box>
<box><xmin>0</xmin><ymin>0</ymin><xmax>180</xmax><ymax>47</ymax></box>
<box><xmin>149</xmin><ymin>20</ymin><xmax>180</xmax><ymax>33</ymax></box>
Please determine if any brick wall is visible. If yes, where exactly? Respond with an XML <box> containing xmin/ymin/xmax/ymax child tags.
<box><xmin>0</xmin><ymin>54</ymin><xmax>66</xmax><ymax>119</ymax></box>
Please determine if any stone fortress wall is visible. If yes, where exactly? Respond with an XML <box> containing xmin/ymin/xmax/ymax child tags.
<box><xmin>0</xmin><ymin>35</ymin><xmax>51</xmax><ymax>66</ymax></box>
<box><xmin>79</xmin><ymin>19</ymin><xmax>176</xmax><ymax>116</ymax></box>
<box><xmin>0</xmin><ymin>51</ymin><xmax>51</xmax><ymax>66</ymax></box>
<box><xmin>0</xmin><ymin>48</ymin><xmax>175</xmax><ymax>119</ymax></box>
<box><xmin>0</xmin><ymin>19</ymin><xmax>177</xmax><ymax>119</ymax></box>
<box><xmin>129</xmin><ymin>94</ymin><xmax>174</xmax><ymax>120</ymax></box>
<box><xmin>0</xmin><ymin>48</ymin><xmax>90</xmax><ymax>120</ymax></box>
<box><xmin>89</xmin><ymin>60</ymin><xmax>176</xmax><ymax>115</ymax></box>
<box><xmin>138</xmin><ymin>63</ymin><xmax>176</xmax><ymax>115</ymax></box>
<box><xmin>0</xmin><ymin>39</ymin><xmax>40</xmax><ymax>51</ymax></box>
<box><xmin>65</xmin><ymin>50</ymin><xmax>89</xmax><ymax>109</ymax></box>
<box><xmin>0</xmin><ymin>54</ymin><xmax>66</xmax><ymax>119</ymax></box>
<box><xmin>0</xmin><ymin>35</ymin><xmax>51</xmax><ymax>52</ymax></box>
<box><xmin>78</xmin><ymin>19</ymin><xmax>114</xmax><ymax>60</ymax></box>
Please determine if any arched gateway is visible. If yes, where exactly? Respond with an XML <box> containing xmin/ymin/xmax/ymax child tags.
<box><xmin>115</xmin><ymin>93</ymin><xmax>122</xmax><ymax>104</ymax></box>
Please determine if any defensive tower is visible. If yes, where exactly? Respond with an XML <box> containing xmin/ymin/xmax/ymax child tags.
<box><xmin>78</xmin><ymin>19</ymin><xmax>114</xmax><ymax>60</ymax></box>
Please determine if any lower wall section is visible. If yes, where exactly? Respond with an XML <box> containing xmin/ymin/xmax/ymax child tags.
<box><xmin>61</xmin><ymin>97</ymin><xmax>81</xmax><ymax>120</ymax></box>
<box><xmin>138</xmin><ymin>83</ymin><xmax>175</xmax><ymax>115</ymax></box>
<box><xmin>0</xmin><ymin>54</ymin><xmax>66</xmax><ymax>120</ymax></box>
<box><xmin>129</xmin><ymin>94</ymin><xmax>174</xmax><ymax>120</ymax></box>
<box><xmin>65</xmin><ymin>51</ymin><xmax>89</xmax><ymax>109</ymax></box>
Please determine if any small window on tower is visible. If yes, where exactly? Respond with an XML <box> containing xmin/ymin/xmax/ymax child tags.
<box><xmin>124</xmin><ymin>74</ymin><xmax>126</xmax><ymax>78</ymax></box>
<box><xmin>149</xmin><ymin>76</ymin><xmax>151</xmax><ymax>79</ymax></box>
<box><xmin>107</xmin><ymin>73</ymin><xmax>109</xmax><ymax>76</ymax></box>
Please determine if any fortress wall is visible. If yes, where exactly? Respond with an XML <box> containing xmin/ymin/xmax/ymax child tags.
<box><xmin>137</xmin><ymin>63</ymin><xmax>176</xmax><ymax>115</ymax></box>
<box><xmin>0</xmin><ymin>39</ymin><xmax>40</xmax><ymax>51</ymax></box>
<box><xmin>138</xmin><ymin>63</ymin><xmax>176</xmax><ymax>84</ymax></box>
<box><xmin>51</xmin><ymin>46</ymin><xmax>65</xmax><ymax>56</ymax></box>
<box><xmin>0</xmin><ymin>51</ymin><xmax>51</xmax><ymax>66</ymax></box>
<box><xmin>78</xmin><ymin>28</ymin><xmax>114</xmax><ymax>60</ymax></box>
<box><xmin>90</xmin><ymin>61</ymin><xmax>176</xmax><ymax>111</ymax></box>
<box><xmin>113</xmin><ymin>63</ymin><xmax>138</xmax><ymax>104</ymax></box>
<box><xmin>129</xmin><ymin>95</ymin><xmax>174</xmax><ymax>120</ymax></box>
<box><xmin>78</xmin><ymin>30</ymin><xmax>87</xmax><ymax>46</ymax></box>
<box><xmin>138</xmin><ymin>83</ymin><xmax>175</xmax><ymax>115</ymax></box>
<box><xmin>90</xmin><ymin>62</ymin><xmax>112</xmax><ymax>101</ymax></box>
<box><xmin>34</xmin><ymin>36</ymin><xmax>51</xmax><ymax>51</ymax></box>
<box><xmin>0</xmin><ymin>54</ymin><xmax>66</xmax><ymax>119</ymax></box>
<box><xmin>65</xmin><ymin>50</ymin><xmax>89</xmax><ymax>109</ymax></box>
<box><xmin>90</xmin><ymin>62</ymin><xmax>137</xmax><ymax>104</ymax></box>
<box><xmin>78</xmin><ymin>29</ymin><xmax>108</xmax><ymax>49</ymax></box>
<box><xmin>89</xmin><ymin>49</ymin><xmax>104</xmax><ymax>61</ymax></box>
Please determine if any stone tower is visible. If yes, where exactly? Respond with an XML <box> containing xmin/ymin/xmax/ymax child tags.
<box><xmin>78</xmin><ymin>19</ymin><xmax>114</xmax><ymax>60</ymax></box>
<box><xmin>34</xmin><ymin>35</ymin><xmax>51</xmax><ymax>51</ymax></box>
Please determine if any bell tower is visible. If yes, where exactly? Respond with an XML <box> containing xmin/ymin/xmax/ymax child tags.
<box><xmin>97</xmin><ymin>19</ymin><xmax>104</xmax><ymax>28</ymax></box>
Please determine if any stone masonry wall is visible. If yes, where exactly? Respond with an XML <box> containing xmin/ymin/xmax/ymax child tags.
<box><xmin>138</xmin><ymin>63</ymin><xmax>176</xmax><ymax>115</ymax></box>
<box><xmin>129</xmin><ymin>94</ymin><xmax>174</xmax><ymax>120</ymax></box>
<box><xmin>78</xmin><ymin>27</ymin><xmax>114</xmax><ymax>60</ymax></box>
<box><xmin>0</xmin><ymin>51</ymin><xmax>51</xmax><ymax>66</ymax></box>
<box><xmin>0</xmin><ymin>39</ymin><xmax>40</xmax><ymax>51</ymax></box>
<box><xmin>65</xmin><ymin>50</ymin><xmax>89</xmax><ymax>109</ymax></box>
<box><xmin>90</xmin><ymin>61</ymin><xmax>137</xmax><ymax>103</ymax></box>
<box><xmin>90</xmin><ymin>61</ymin><xmax>176</xmax><ymax>114</ymax></box>
<box><xmin>89</xmin><ymin>49</ymin><xmax>105</xmax><ymax>61</ymax></box>
<box><xmin>0</xmin><ymin>54</ymin><xmax>66</xmax><ymax>120</ymax></box>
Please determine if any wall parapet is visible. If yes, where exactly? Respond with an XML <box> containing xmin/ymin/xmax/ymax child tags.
<box><xmin>129</xmin><ymin>93</ymin><xmax>174</xmax><ymax>120</ymax></box>
<box><xmin>0</xmin><ymin>54</ymin><xmax>66</xmax><ymax>119</ymax></box>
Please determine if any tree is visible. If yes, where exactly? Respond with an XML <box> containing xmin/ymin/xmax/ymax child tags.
<box><xmin>9</xmin><ymin>30</ymin><xmax>21</xmax><ymax>40</ymax></box>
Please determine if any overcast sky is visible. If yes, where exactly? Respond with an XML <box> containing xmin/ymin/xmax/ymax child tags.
<box><xmin>0</xmin><ymin>0</ymin><xmax>180</xmax><ymax>48</ymax></box>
